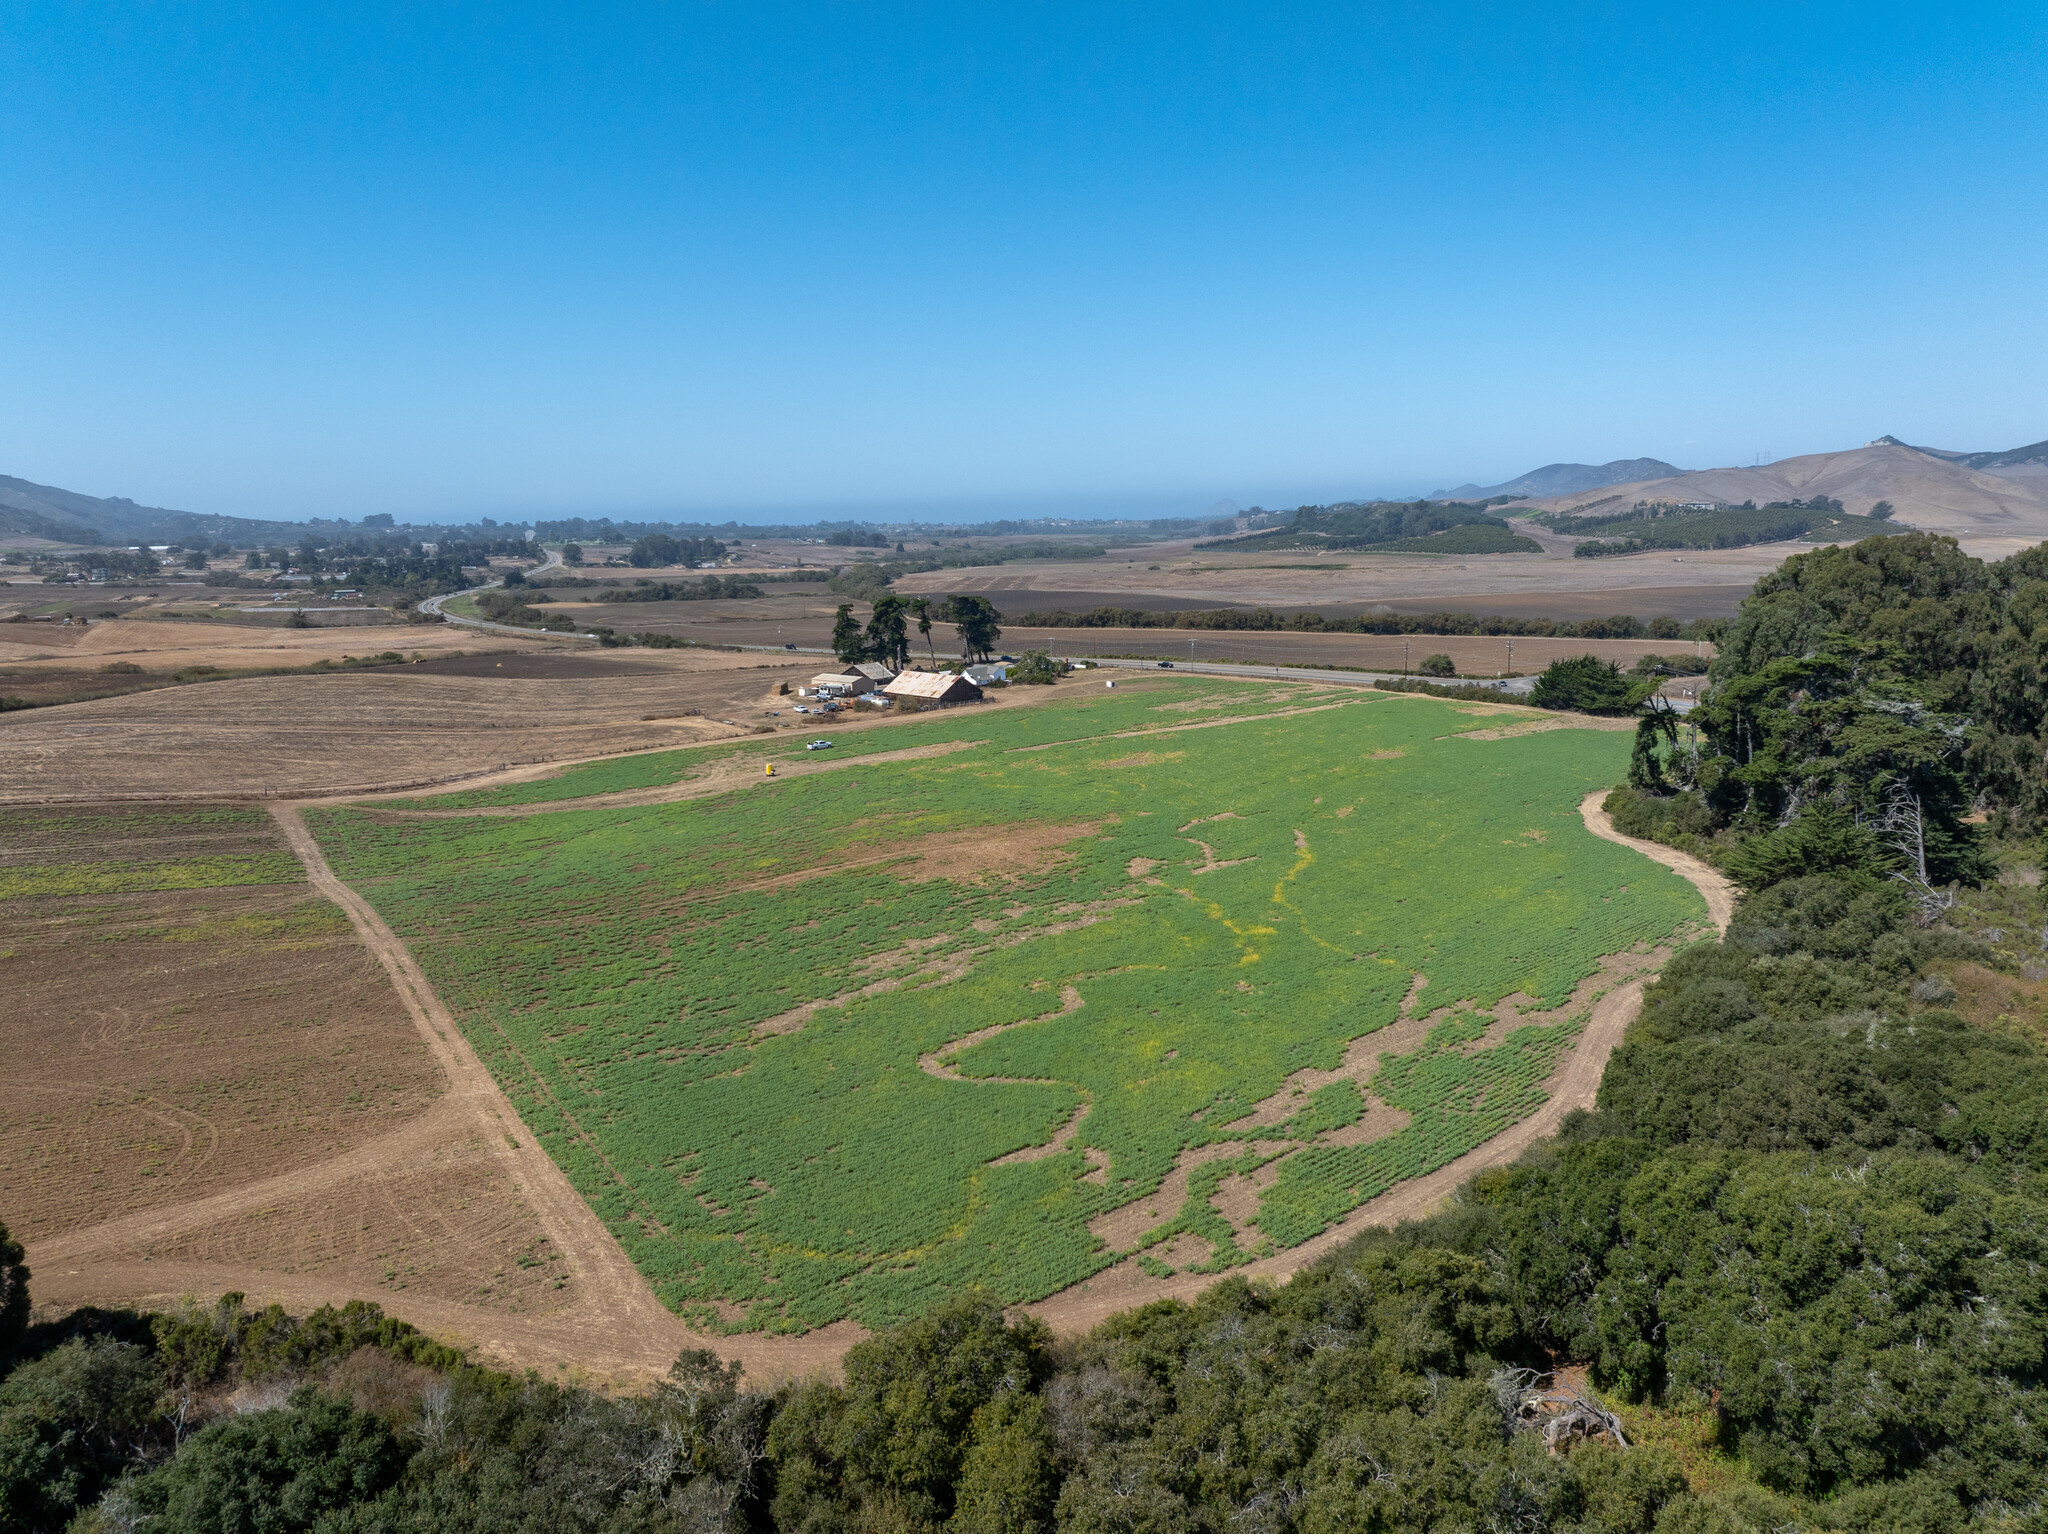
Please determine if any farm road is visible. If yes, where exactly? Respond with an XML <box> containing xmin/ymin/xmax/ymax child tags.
<box><xmin>1580</xmin><ymin>788</ymin><xmax>1736</xmax><ymax>931</ymax></box>
<box><xmin>32</xmin><ymin>760</ymin><xmax>1736</xmax><ymax>1382</ymax></box>
<box><xmin>27</xmin><ymin>803</ymin><xmax>861</xmax><ymax>1386</ymax></box>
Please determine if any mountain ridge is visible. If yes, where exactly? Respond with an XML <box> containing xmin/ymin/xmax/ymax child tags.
<box><xmin>1521</xmin><ymin>437</ymin><xmax>2048</xmax><ymax>533</ymax></box>
<box><xmin>0</xmin><ymin>474</ymin><xmax>358</xmax><ymax>545</ymax></box>
<box><xmin>1431</xmin><ymin>457</ymin><xmax>1683</xmax><ymax>501</ymax></box>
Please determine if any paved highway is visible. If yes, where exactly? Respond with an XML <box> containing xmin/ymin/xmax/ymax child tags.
<box><xmin>420</xmin><ymin>546</ymin><xmax>570</xmax><ymax>637</ymax></box>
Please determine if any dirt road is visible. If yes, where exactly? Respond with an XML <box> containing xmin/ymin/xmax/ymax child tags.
<box><xmin>1579</xmin><ymin>789</ymin><xmax>1735</xmax><ymax>934</ymax></box>
<box><xmin>29</xmin><ymin>750</ymin><xmax>1738</xmax><ymax>1382</ymax></box>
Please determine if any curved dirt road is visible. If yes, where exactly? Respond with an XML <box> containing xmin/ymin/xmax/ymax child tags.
<box><xmin>1578</xmin><ymin>788</ymin><xmax>1735</xmax><ymax>935</ymax></box>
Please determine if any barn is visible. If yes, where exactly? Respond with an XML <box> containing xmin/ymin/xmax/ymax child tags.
<box><xmin>881</xmin><ymin>671</ymin><xmax>984</xmax><ymax>706</ymax></box>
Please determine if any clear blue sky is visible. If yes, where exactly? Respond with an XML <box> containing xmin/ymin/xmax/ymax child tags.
<box><xmin>4</xmin><ymin>4</ymin><xmax>2044</xmax><ymax>524</ymax></box>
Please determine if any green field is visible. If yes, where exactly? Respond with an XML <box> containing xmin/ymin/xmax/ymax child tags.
<box><xmin>0</xmin><ymin>806</ymin><xmax>305</xmax><ymax>898</ymax></box>
<box><xmin>309</xmin><ymin>679</ymin><xmax>1703</xmax><ymax>1331</ymax></box>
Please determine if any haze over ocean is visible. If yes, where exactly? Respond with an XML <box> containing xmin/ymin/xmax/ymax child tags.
<box><xmin>2</xmin><ymin>3</ymin><xmax>2043</xmax><ymax>524</ymax></box>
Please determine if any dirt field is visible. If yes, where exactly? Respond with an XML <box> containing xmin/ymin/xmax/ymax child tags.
<box><xmin>0</xmin><ymin>806</ymin><xmax>589</xmax><ymax>1331</ymax></box>
<box><xmin>889</xmin><ymin>528</ymin><xmax>2043</xmax><ymax>621</ymax></box>
<box><xmin>997</xmin><ymin>627</ymin><xmax>1708</xmax><ymax>673</ymax></box>
<box><xmin>524</xmin><ymin>590</ymin><xmax>1715</xmax><ymax>672</ymax></box>
<box><xmin>0</xmin><ymin>645</ymin><xmax>826</xmax><ymax>803</ymax></box>
<box><xmin>0</xmin><ymin>809</ymin><xmax>442</xmax><ymax>1241</ymax></box>
<box><xmin>9</xmin><ymin>800</ymin><xmax>859</xmax><ymax>1384</ymax></box>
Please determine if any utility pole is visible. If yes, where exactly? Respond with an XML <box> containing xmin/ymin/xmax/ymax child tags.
<box><xmin>1403</xmin><ymin>639</ymin><xmax>1410</xmax><ymax>675</ymax></box>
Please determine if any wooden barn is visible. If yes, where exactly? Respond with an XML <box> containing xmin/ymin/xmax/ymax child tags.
<box><xmin>881</xmin><ymin>670</ymin><xmax>984</xmax><ymax>706</ymax></box>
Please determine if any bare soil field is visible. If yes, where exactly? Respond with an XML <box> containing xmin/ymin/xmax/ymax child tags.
<box><xmin>519</xmin><ymin>590</ymin><xmax>1715</xmax><ymax>672</ymax></box>
<box><xmin>0</xmin><ymin>805</ymin><xmax>575</xmax><ymax>1332</ymax></box>
<box><xmin>889</xmin><ymin>528</ymin><xmax>2043</xmax><ymax>621</ymax></box>
<box><xmin>0</xmin><ymin>614</ymin><xmax>482</xmax><ymax>670</ymax></box>
<box><xmin>0</xmin><ymin>809</ymin><xmax>442</xmax><ymax>1243</ymax></box>
<box><xmin>9</xmin><ymin>800</ymin><xmax>857</xmax><ymax>1385</ymax></box>
<box><xmin>0</xmin><ymin>650</ymin><xmax>820</xmax><ymax>803</ymax></box>
<box><xmin>999</xmin><ymin>627</ymin><xmax>1707</xmax><ymax>672</ymax></box>
<box><xmin>537</xmin><ymin>589</ymin><xmax>848</xmax><ymax>643</ymax></box>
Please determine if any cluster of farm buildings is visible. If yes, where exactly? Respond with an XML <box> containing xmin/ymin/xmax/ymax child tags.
<box><xmin>796</xmin><ymin>659</ymin><xmax>1008</xmax><ymax>709</ymax></box>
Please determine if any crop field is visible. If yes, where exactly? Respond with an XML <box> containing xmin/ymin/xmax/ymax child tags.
<box><xmin>308</xmin><ymin>678</ymin><xmax>1704</xmax><ymax>1332</ymax></box>
<box><xmin>0</xmin><ymin>653</ymin><xmax>817</xmax><ymax>803</ymax></box>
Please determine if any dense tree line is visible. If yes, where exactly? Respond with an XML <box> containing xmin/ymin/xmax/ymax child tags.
<box><xmin>825</xmin><ymin>546</ymin><xmax>1110</xmax><ymax>607</ymax></box>
<box><xmin>1611</xmin><ymin>532</ymin><xmax>2048</xmax><ymax>875</ymax></box>
<box><xmin>1008</xmin><ymin>606</ymin><xmax>1726</xmax><ymax>641</ymax></box>
<box><xmin>1196</xmin><ymin>499</ymin><xmax>1517</xmax><ymax>553</ymax></box>
<box><xmin>629</xmin><ymin>535</ymin><xmax>729</xmax><ymax>568</ymax></box>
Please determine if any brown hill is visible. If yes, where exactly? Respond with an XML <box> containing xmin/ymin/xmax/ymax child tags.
<box><xmin>1524</xmin><ymin>440</ymin><xmax>2048</xmax><ymax>535</ymax></box>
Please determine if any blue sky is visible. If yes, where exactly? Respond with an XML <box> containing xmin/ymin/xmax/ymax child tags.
<box><xmin>3</xmin><ymin>4</ymin><xmax>2044</xmax><ymax>524</ymax></box>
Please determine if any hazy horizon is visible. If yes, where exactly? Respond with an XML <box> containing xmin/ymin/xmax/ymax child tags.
<box><xmin>4</xmin><ymin>3</ymin><xmax>2044</xmax><ymax>524</ymax></box>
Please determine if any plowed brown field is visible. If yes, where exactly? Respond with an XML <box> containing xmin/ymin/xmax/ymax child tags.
<box><xmin>0</xmin><ymin>652</ymin><xmax>817</xmax><ymax>803</ymax></box>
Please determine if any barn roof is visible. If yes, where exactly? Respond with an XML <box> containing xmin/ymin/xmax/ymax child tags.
<box><xmin>882</xmin><ymin>670</ymin><xmax>981</xmax><ymax>699</ymax></box>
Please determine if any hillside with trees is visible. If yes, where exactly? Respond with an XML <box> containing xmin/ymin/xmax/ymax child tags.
<box><xmin>1198</xmin><ymin>499</ymin><xmax>1536</xmax><ymax>554</ymax></box>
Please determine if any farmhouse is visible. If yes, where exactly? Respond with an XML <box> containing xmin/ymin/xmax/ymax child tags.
<box><xmin>807</xmin><ymin>672</ymin><xmax>876</xmax><ymax>697</ymax></box>
<box><xmin>882</xmin><ymin>670</ymin><xmax>984</xmax><ymax>706</ymax></box>
<box><xmin>963</xmin><ymin>661</ymin><xmax>1008</xmax><ymax>685</ymax></box>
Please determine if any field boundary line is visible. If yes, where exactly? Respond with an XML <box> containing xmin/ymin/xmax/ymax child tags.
<box><xmin>263</xmin><ymin>805</ymin><xmax>693</xmax><ymax>1351</ymax></box>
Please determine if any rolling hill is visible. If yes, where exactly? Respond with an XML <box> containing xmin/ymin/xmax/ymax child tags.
<box><xmin>1431</xmin><ymin>456</ymin><xmax>1683</xmax><ymax>500</ymax></box>
<box><xmin>1522</xmin><ymin>437</ymin><xmax>2048</xmax><ymax>534</ymax></box>
<box><xmin>0</xmin><ymin>473</ymin><xmax>335</xmax><ymax>546</ymax></box>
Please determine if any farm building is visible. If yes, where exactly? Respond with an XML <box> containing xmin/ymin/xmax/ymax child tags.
<box><xmin>807</xmin><ymin>672</ymin><xmax>876</xmax><ymax>697</ymax></box>
<box><xmin>882</xmin><ymin>671</ymin><xmax>984</xmax><ymax>705</ymax></box>
<box><xmin>962</xmin><ymin>661</ymin><xmax>1008</xmax><ymax>685</ymax></box>
<box><xmin>837</xmin><ymin>661</ymin><xmax>898</xmax><ymax>683</ymax></box>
